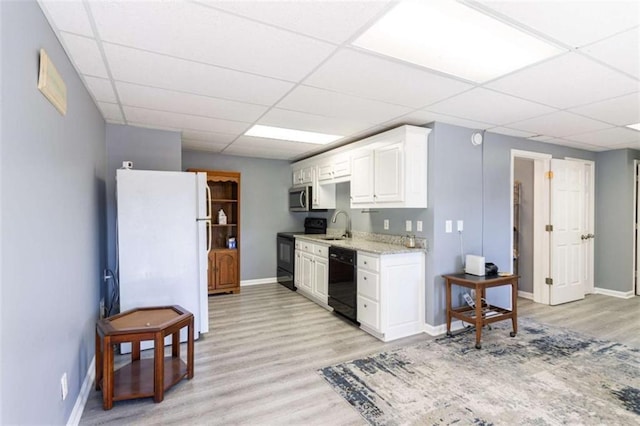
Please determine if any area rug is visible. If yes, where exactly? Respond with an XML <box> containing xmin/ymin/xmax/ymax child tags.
<box><xmin>319</xmin><ymin>318</ymin><xmax>639</xmax><ymax>425</ymax></box>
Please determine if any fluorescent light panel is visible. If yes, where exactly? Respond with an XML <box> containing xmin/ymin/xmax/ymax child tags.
<box><xmin>626</xmin><ymin>122</ymin><xmax>640</xmax><ymax>131</ymax></box>
<box><xmin>352</xmin><ymin>1</ymin><xmax>565</xmax><ymax>83</ymax></box>
<box><xmin>245</xmin><ymin>125</ymin><xmax>342</xmax><ymax>144</ymax></box>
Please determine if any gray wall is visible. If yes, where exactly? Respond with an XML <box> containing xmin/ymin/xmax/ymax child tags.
<box><xmin>105</xmin><ymin>124</ymin><xmax>181</xmax><ymax>309</ymax></box>
<box><xmin>182</xmin><ymin>150</ymin><xmax>306</xmax><ymax>280</ymax></box>
<box><xmin>1</xmin><ymin>2</ymin><xmax>107</xmax><ymax>424</ymax></box>
<box><xmin>594</xmin><ymin>149</ymin><xmax>640</xmax><ymax>292</ymax></box>
<box><xmin>514</xmin><ymin>158</ymin><xmax>534</xmax><ymax>293</ymax></box>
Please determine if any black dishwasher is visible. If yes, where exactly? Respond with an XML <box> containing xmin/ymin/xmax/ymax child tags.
<box><xmin>328</xmin><ymin>246</ymin><xmax>358</xmax><ymax>324</ymax></box>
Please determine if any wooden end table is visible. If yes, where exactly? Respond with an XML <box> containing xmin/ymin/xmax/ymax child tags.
<box><xmin>443</xmin><ymin>273</ymin><xmax>518</xmax><ymax>349</ymax></box>
<box><xmin>95</xmin><ymin>305</ymin><xmax>194</xmax><ymax>410</ymax></box>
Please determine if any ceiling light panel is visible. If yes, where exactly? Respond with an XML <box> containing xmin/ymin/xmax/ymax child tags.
<box><xmin>627</xmin><ymin>123</ymin><xmax>640</xmax><ymax>131</ymax></box>
<box><xmin>352</xmin><ymin>1</ymin><xmax>564</xmax><ymax>83</ymax></box>
<box><xmin>89</xmin><ymin>1</ymin><xmax>335</xmax><ymax>82</ymax></box>
<box><xmin>245</xmin><ymin>125</ymin><xmax>342</xmax><ymax>144</ymax></box>
<box><xmin>260</xmin><ymin>108</ymin><xmax>373</xmax><ymax>136</ymax></box>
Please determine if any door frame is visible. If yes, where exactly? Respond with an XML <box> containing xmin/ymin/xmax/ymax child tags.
<box><xmin>510</xmin><ymin>150</ymin><xmax>551</xmax><ymax>304</ymax></box>
<box><xmin>635</xmin><ymin>160</ymin><xmax>639</xmax><ymax>295</ymax></box>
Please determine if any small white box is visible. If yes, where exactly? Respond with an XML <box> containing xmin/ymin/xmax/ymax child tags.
<box><xmin>465</xmin><ymin>255</ymin><xmax>485</xmax><ymax>276</ymax></box>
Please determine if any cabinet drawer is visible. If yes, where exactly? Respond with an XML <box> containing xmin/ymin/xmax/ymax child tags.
<box><xmin>314</xmin><ymin>244</ymin><xmax>328</xmax><ymax>258</ymax></box>
<box><xmin>357</xmin><ymin>270</ymin><xmax>379</xmax><ymax>301</ymax></box>
<box><xmin>358</xmin><ymin>253</ymin><xmax>379</xmax><ymax>271</ymax></box>
<box><xmin>298</xmin><ymin>240</ymin><xmax>314</xmax><ymax>254</ymax></box>
<box><xmin>357</xmin><ymin>296</ymin><xmax>379</xmax><ymax>330</ymax></box>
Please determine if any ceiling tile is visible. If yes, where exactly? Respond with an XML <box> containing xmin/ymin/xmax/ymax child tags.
<box><xmin>580</xmin><ymin>26</ymin><xmax>640</xmax><ymax>79</ymax></box>
<box><xmin>486</xmin><ymin>53</ymin><xmax>640</xmax><ymax>109</ymax></box>
<box><xmin>103</xmin><ymin>44</ymin><xmax>294</xmax><ymax>106</ymax></box>
<box><xmin>277</xmin><ymin>85</ymin><xmax>413</xmax><ymax>124</ymax></box>
<box><xmin>84</xmin><ymin>76</ymin><xmax>117</xmax><ymax>103</ymax></box>
<box><xmin>116</xmin><ymin>82</ymin><xmax>267</xmax><ymax>123</ymax></box>
<box><xmin>488</xmin><ymin>127</ymin><xmax>539</xmax><ymax>138</ymax></box>
<box><xmin>385</xmin><ymin>110</ymin><xmax>494</xmax><ymax>130</ymax></box>
<box><xmin>259</xmin><ymin>108</ymin><xmax>373</xmax><ymax>136</ymax></box>
<box><xmin>181</xmin><ymin>130</ymin><xmax>238</xmax><ymax>145</ymax></box>
<box><xmin>305</xmin><ymin>49</ymin><xmax>473</xmax><ymax>108</ymax></box>
<box><xmin>123</xmin><ymin>106</ymin><xmax>250</xmax><ymax>135</ymax></box>
<box><xmin>182</xmin><ymin>140</ymin><xmax>230</xmax><ymax>153</ymax></box>
<box><xmin>538</xmin><ymin>137</ymin><xmax>604</xmax><ymax>152</ymax></box>
<box><xmin>425</xmin><ymin>88</ymin><xmax>556</xmax><ymax>126</ymax></box>
<box><xmin>479</xmin><ymin>1</ymin><xmax>640</xmax><ymax>47</ymax></box>
<box><xmin>60</xmin><ymin>33</ymin><xmax>108</xmax><ymax>78</ymax></box>
<box><xmin>569</xmin><ymin>92</ymin><xmax>640</xmax><ymax>126</ymax></box>
<box><xmin>39</xmin><ymin>0</ymin><xmax>93</xmax><ymax>36</ymax></box>
<box><xmin>566</xmin><ymin>126</ymin><xmax>640</xmax><ymax>146</ymax></box>
<box><xmin>508</xmin><ymin>111</ymin><xmax>611</xmax><ymax>137</ymax></box>
<box><xmin>96</xmin><ymin>102</ymin><xmax>123</xmax><ymax>123</ymax></box>
<box><xmin>201</xmin><ymin>0</ymin><xmax>392</xmax><ymax>44</ymax></box>
<box><xmin>90</xmin><ymin>1</ymin><xmax>335</xmax><ymax>81</ymax></box>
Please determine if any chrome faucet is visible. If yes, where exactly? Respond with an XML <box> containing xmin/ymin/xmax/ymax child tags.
<box><xmin>331</xmin><ymin>209</ymin><xmax>352</xmax><ymax>239</ymax></box>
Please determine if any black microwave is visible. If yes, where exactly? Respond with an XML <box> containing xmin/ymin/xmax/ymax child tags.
<box><xmin>289</xmin><ymin>186</ymin><xmax>312</xmax><ymax>212</ymax></box>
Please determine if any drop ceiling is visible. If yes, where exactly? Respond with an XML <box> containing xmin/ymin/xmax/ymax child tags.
<box><xmin>39</xmin><ymin>0</ymin><xmax>640</xmax><ymax>160</ymax></box>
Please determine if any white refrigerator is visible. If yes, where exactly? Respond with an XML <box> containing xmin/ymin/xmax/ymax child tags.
<box><xmin>116</xmin><ymin>169</ymin><xmax>210</xmax><ymax>347</ymax></box>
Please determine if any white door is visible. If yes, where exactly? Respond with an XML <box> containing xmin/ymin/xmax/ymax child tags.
<box><xmin>549</xmin><ymin>159</ymin><xmax>586</xmax><ymax>305</ymax></box>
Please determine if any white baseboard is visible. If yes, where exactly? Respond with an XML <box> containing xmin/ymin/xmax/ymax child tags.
<box><xmin>423</xmin><ymin>320</ymin><xmax>466</xmax><ymax>337</ymax></box>
<box><xmin>593</xmin><ymin>287</ymin><xmax>635</xmax><ymax>299</ymax></box>
<box><xmin>518</xmin><ymin>290</ymin><xmax>534</xmax><ymax>300</ymax></box>
<box><xmin>67</xmin><ymin>356</ymin><xmax>95</xmax><ymax>426</ymax></box>
<box><xmin>240</xmin><ymin>277</ymin><xmax>276</xmax><ymax>286</ymax></box>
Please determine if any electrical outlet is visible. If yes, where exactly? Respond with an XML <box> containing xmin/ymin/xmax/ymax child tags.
<box><xmin>405</xmin><ymin>220</ymin><xmax>412</xmax><ymax>232</ymax></box>
<box><xmin>383</xmin><ymin>219</ymin><xmax>389</xmax><ymax>230</ymax></box>
<box><xmin>61</xmin><ymin>373</ymin><xmax>68</xmax><ymax>401</ymax></box>
<box><xmin>445</xmin><ymin>220</ymin><xmax>452</xmax><ymax>233</ymax></box>
<box><xmin>416</xmin><ymin>220</ymin><xmax>423</xmax><ymax>232</ymax></box>
<box><xmin>457</xmin><ymin>220</ymin><xmax>464</xmax><ymax>232</ymax></box>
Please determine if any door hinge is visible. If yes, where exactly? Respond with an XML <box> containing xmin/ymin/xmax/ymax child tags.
<box><xmin>545</xmin><ymin>224</ymin><xmax>554</xmax><ymax>232</ymax></box>
<box><xmin>545</xmin><ymin>277</ymin><xmax>553</xmax><ymax>285</ymax></box>
<box><xmin>545</xmin><ymin>171</ymin><xmax>554</xmax><ymax>179</ymax></box>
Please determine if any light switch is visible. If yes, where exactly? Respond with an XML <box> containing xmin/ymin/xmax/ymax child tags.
<box><xmin>416</xmin><ymin>220</ymin><xmax>423</xmax><ymax>232</ymax></box>
<box><xmin>383</xmin><ymin>219</ymin><xmax>389</xmax><ymax>230</ymax></box>
<box><xmin>406</xmin><ymin>220</ymin><xmax>412</xmax><ymax>232</ymax></box>
<box><xmin>446</xmin><ymin>220</ymin><xmax>452</xmax><ymax>233</ymax></box>
<box><xmin>457</xmin><ymin>220</ymin><xmax>464</xmax><ymax>232</ymax></box>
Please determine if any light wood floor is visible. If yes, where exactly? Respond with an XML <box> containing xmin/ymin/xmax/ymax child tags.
<box><xmin>80</xmin><ymin>283</ymin><xmax>639</xmax><ymax>425</ymax></box>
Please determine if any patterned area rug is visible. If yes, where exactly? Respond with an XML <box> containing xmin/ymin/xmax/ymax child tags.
<box><xmin>319</xmin><ymin>319</ymin><xmax>639</xmax><ymax>425</ymax></box>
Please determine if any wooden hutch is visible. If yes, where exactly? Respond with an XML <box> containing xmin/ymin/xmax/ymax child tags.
<box><xmin>189</xmin><ymin>169</ymin><xmax>241</xmax><ymax>295</ymax></box>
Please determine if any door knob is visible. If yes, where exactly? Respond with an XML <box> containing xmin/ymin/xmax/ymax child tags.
<box><xmin>581</xmin><ymin>234</ymin><xmax>587</xmax><ymax>240</ymax></box>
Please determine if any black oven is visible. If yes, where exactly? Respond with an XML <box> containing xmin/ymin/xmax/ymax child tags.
<box><xmin>277</xmin><ymin>218</ymin><xmax>327</xmax><ymax>291</ymax></box>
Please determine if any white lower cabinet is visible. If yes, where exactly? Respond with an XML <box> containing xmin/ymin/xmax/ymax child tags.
<box><xmin>357</xmin><ymin>251</ymin><xmax>425</xmax><ymax>342</ymax></box>
<box><xmin>294</xmin><ymin>239</ymin><xmax>329</xmax><ymax>305</ymax></box>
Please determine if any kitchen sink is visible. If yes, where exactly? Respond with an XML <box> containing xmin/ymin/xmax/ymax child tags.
<box><xmin>322</xmin><ymin>237</ymin><xmax>347</xmax><ymax>241</ymax></box>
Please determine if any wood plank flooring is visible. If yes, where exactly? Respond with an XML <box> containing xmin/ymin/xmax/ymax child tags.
<box><xmin>80</xmin><ymin>284</ymin><xmax>639</xmax><ymax>425</ymax></box>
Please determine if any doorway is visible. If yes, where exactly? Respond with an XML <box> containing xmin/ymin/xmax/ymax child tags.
<box><xmin>635</xmin><ymin>160</ymin><xmax>639</xmax><ymax>296</ymax></box>
<box><xmin>510</xmin><ymin>151</ymin><xmax>595</xmax><ymax>305</ymax></box>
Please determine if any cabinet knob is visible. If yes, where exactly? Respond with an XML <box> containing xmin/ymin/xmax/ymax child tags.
<box><xmin>364</xmin><ymin>304</ymin><xmax>367</xmax><ymax>308</ymax></box>
<box><xmin>364</xmin><ymin>261</ymin><xmax>367</xmax><ymax>265</ymax></box>
<box><xmin>364</xmin><ymin>276</ymin><xmax>367</xmax><ymax>280</ymax></box>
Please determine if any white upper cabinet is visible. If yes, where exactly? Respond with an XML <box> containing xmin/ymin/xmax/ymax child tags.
<box><xmin>350</xmin><ymin>126</ymin><xmax>429</xmax><ymax>208</ymax></box>
<box><xmin>291</xmin><ymin>125</ymin><xmax>429</xmax><ymax>209</ymax></box>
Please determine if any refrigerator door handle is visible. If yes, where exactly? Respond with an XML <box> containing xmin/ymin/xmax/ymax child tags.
<box><xmin>205</xmin><ymin>184</ymin><xmax>212</xmax><ymax>219</ymax></box>
<box><xmin>206</xmin><ymin>219</ymin><xmax>212</xmax><ymax>252</ymax></box>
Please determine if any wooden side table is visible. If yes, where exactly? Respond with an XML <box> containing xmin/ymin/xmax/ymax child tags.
<box><xmin>95</xmin><ymin>305</ymin><xmax>194</xmax><ymax>410</ymax></box>
<box><xmin>442</xmin><ymin>273</ymin><xmax>518</xmax><ymax>349</ymax></box>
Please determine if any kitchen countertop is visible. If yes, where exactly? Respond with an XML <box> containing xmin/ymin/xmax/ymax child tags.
<box><xmin>295</xmin><ymin>234</ymin><xmax>426</xmax><ymax>255</ymax></box>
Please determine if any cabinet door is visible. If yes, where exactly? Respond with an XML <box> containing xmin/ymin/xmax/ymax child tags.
<box><xmin>300</xmin><ymin>252</ymin><xmax>314</xmax><ymax>293</ymax></box>
<box><xmin>294</xmin><ymin>250</ymin><xmax>302</xmax><ymax>287</ymax></box>
<box><xmin>207</xmin><ymin>251</ymin><xmax>216</xmax><ymax>293</ymax></box>
<box><xmin>313</xmin><ymin>256</ymin><xmax>328</xmax><ymax>302</ymax></box>
<box><xmin>215</xmin><ymin>250</ymin><xmax>238</xmax><ymax>289</ymax></box>
<box><xmin>350</xmin><ymin>150</ymin><xmax>374</xmax><ymax>204</ymax></box>
<box><xmin>318</xmin><ymin>163</ymin><xmax>333</xmax><ymax>181</ymax></box>
<box><xmin>374</xmin><ymin>143</ymin><xmax>404</xmax><ymax>203</ymax></box>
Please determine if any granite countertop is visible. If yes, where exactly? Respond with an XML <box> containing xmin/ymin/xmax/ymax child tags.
<box><xmin>295</xmin><ymin>234</ymin><xmax>426</xmax><ymax>255</ymax></box>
